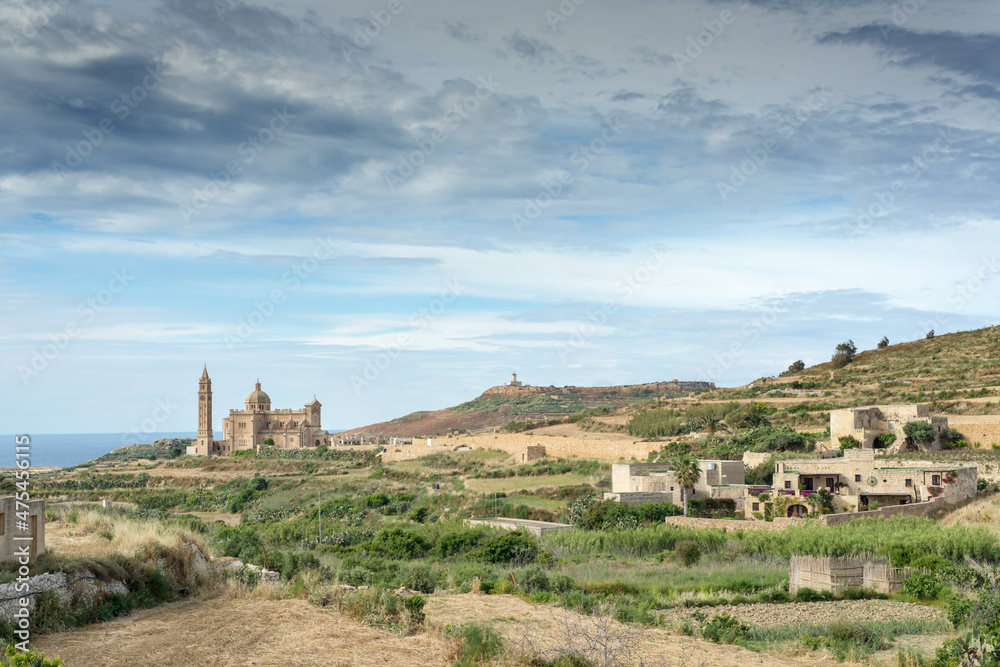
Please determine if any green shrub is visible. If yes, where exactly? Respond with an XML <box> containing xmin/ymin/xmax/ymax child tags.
<box><xmin>400</xmin><ymin>563</ymin><xmax>440</xmax><ymax>594</ymax></box>
<box><xmin>902</xmin><ymin>573</ymin><xmax>941</xmax><ymax>600</ymax></box>
<box><xmin>474</xmin><ymin>531</ymin><xmax>539</xmax><ymax>564</ymax></box>
<box><xmin>437</xmin><ymin>528</ymin><xmax>490</xmax><ymax>558</ymax></box>
<box><xmin>447</xmin><ymin>622</ymin><xmax>504</xmax><ymax>666</ymax></box>
<box><xmin>675</xmin><ymin>540</ymin><xmax>701</xmax><ymax>567</ymax></box>
<box><xmin>0</xmin><ymin>644</ymin><xmax>64</xmax><ymax>666</ymax></box>
<box><xmin>515</xmin><ymin>565</ymin><xmax>550</xmax><ymax>593</ymax></box>
<box><xmin>795</xmin><ymin>587</ymin><xmax>821</xmax><ymax>602</ymax></box>
<box><xmin>369</xmin><ymin>527</ymin><xmax>430</xmax><ymax>560</ymax></box>
<box><xmin>838</xmin><ymin>435</ymin><xmax>861</xmax><ymax>450</ymax></box>
<box><xmin>701</xmin><ymin>613</ymin><xmax>750</xmax><ymax>644</ymax></box>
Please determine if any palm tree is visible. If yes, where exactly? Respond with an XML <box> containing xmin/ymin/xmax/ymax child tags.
<box><xmin>670</xmin><ymin>456</ymin><xmax>702</xmax><ymax>518</ymax></box>
<box><xmin>704</xmin><ymin>416</ymin><xmax>728</xmax><ymax>435</ymax></box>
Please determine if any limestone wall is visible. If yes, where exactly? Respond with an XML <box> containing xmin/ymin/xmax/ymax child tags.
<box><xmin>954</xmin><ymin>422</ymin><xmax>1000</xmax><ymax>447</ymax></box>
<box><xmin>381</xmin><ymin>434</ymin><xmax>660</xmax><ymax>463</ymax></box>
<box><xmin>820</xmin><ymin>497</ymin><xmax>944</xmax><ymax>526</ymax></box>
<box><xmin>0</xmin><ymin>572</ymin><xmax>128</xmax><ymax>620</ymax></box>
<box><xmin>664</xmin><ymin>516</ymin><xmax>808</xmax><ymax>531</ymax></box>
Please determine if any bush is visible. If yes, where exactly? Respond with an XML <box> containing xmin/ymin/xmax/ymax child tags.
<box><xmin>701</xmin><ymin>613</ymin><xmax>750</xmax><ymax>644</ymax></box>
<box><xmin>903</xmin><ymin>572</ymin><xmax>942</xmax><ymax>600</ymax></box>
<box><xmin>515</xmin><ymin>566</ymin><xmax>550</xmax><ymax>593</ymax></box>
<box><xmin>878</xmin><ymin>336</ymin><xmax>889</xmax><ymax>349</ymax></box>
<box><xmin>795</xmin><ymin>587</ymin><xmax>821</xmax><ymax>602</ymax></box>
<box><xmin>369</xmin><ymin>527</ymin><xmax>430</xmax><ymax>560</ymax></box>
<box><xmin>400</xmin><ymin>563</ymin><xmax>440</xmax><ymax>594</ymax></box>
<box><xmin>447</xmin><ymin>623</ymin><xmax>505</xmax><ymax>666</ymax></box>
<box><xmin>475</xmin><ymin>531</ymin><xmax>539</xmax><ymax>565</ymax></box>
<box><xmin>838</xmin><ymin>435</ymin><xmax>860</xmax><ymax>450</ymax></box>
<box><xmin>0</xmin><ymin>644</ymin><xmax>64</xmax><ymax>666</ymax></box>
<box><xmin>438</xmin><ymin>528</ymin><xmax>490</xmax><ymax>558</ymax></box>
<box><xmin>675</xmin><ymin>541</ymin><xmax>701</xmax><ymax>567</ymax></box>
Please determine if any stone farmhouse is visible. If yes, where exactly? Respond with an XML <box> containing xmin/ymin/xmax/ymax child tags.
<box><xmin>830</xmin><ymin>404</ymin><xmax>948</xmax><ymax>452</ymax></box>
<box><xmin>769</xmin><ymin>448</ymin><xmax>977</xmax><ymax>516</ymax></box>
<box><xmin>605</xmin><ymin>460</ymin><xmax>768</xmax><ymax>511</ymax></box>
<box><xmin>193</xmin><ymin>366</ymin><xmax>331</xmax><ymax>456</ymax></box>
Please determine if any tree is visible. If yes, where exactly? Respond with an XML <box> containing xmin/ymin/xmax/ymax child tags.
<box><xmin>926</xmin><ymin>330</ymin><xmax>935</xmax><ymax>339</ymax></box>
<box><xmin>903</xmin><ymin>420</ymin><xmax>936</xmax><ymax>446</ymax></box>
<box><xmin>704</xmin><ymin>415</ymin><xmax>727</xmax><ymax>435</ymax></box>
<box><xmin>877</xmin><ymin>336</ymin><xmax>889</xmax><ymax>349</ymax></box>
<box><xmin>262</xmin><ymin>437</ymin><xmax>275</xmax><ymax>446</ymax></box>
<box><xmin>831</xmin><ymin>339</ymin><xmax>857</xmax><ymax>369</ymax></box>
<box><xmin>670</xmin><ymin>456</ymin><xmax>702</xmax><ymax>518</ymax></box>
<box><xmin>781</xmin><ymin>360</ymin><xmax>805</xmax><ymax>376</ymax></box>
<box><xmin>725</xmin><ymin>401</ymin><xmax>774</xmax><ymax>434</ymax></box>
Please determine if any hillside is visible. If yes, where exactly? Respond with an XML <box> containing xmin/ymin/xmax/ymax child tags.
<box><xmin>341</xmin><ymin>380</ymin><xmax>714</xmax><ymax>437</ymax></box>
<box><xmin>702</xmin><ymin>325</ymin><xmax>1000</xmax><ymax>414</ymax></box>
<box><xmin>345</xmin><ymin>326</ymin><xmax>1000</xmax><ymax>442</ymax></box>
<box><xmin>92</xmin><ymin>438</ymin><xmax>193</xmax><ymax>464</ymax></box>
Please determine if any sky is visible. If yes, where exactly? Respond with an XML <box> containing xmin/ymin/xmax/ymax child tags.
<box><xmin>2</xmin><ymin>0</ymin><xmax>999</xmax><ymax>435</ymax></box>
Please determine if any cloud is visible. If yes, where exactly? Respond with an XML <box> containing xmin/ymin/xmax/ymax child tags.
<box><xmin>502</xmin><ymin>30</ymin><xmax>556</xmax><ymax>63</ymax></box>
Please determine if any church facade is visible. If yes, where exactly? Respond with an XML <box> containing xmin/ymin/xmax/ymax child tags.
<box><xmin>195</xmin><ymin>366</ymin><xmax>331</xmax><ymax>456</ymax></box>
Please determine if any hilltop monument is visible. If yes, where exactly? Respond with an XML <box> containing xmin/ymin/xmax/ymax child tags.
<box><xmin>195</xmin><ymin>366</ymin><xmax>331</xmax><ymax>456</ymax></box>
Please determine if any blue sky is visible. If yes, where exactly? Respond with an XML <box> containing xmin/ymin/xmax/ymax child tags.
<box><xmin>2</xmin><ymin>0</ymin><xmax>998</xmax><ymax>434</ymax></box>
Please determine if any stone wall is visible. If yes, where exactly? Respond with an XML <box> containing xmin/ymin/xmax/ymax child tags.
<box><xmin>605</xmin><ymin>492</ymin><xmax>676</xmax><ymax>506</ymax></box>
<box><xmin>664</xmin><ymin>516</ymin><xmax>808</xmax><ymax>531</ymax></box>
<box><xmin>0</xmin><ymin>572</ymin><xmax>129</xmax><ymax>620</ymax></box>
<box><xmin>954</xmin><ymin>422</ymin><xmax>1000</xmax><ymax>447</ymax></box>
<box><xmin>820</xmin><ymin>497</ymin><xmax>944</xmax><ymax>526</ymax></box>
<box><xmin>381</xmin><ymin>434</ymin><xmax>660</xmax><ymax>463</ymax></box>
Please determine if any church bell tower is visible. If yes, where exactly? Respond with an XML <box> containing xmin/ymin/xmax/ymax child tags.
<box><xmin>197</xmin><ymin>365</ymin><xmax>213</xmax><ymax>456</ymax></box>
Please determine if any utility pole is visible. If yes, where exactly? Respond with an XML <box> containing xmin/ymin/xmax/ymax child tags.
<box><xmin>318</xmin><ymin>489</ymin><xmax>322</xmax><ymax>544</ymax></box>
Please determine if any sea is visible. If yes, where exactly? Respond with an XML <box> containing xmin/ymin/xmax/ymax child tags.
<box><xmin>1</xmin><ymin>432</ymin><xmax>207</xmax><ymax>469</ymax></box>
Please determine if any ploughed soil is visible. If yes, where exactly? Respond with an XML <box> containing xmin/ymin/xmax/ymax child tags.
<box><xmin>657</xmin><ymin>598</ymin><xmax>945</xmax><ymax>628</ymax></box>
<box><xmin>33</xmin><ymin>592</ymin><xmax>865</xmax><ymax>667</ymax></box>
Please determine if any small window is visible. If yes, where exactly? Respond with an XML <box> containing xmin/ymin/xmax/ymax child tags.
<box><xmin>932</xmin><ymin>474</ymin><xmax>941</xmax><ymax>486</ymax></box>
<box><xmin>752</xmin><ymin>503</ymin><xmax>760</xmax><ymax>511</ymax></box>
<box><xmin>670</xmin><ymin>487</ymin><xmax>674</xmax><ymax>491</ymax></box>
<box><xmin>855</xmin><ymin>475</ymin><xmax>862</xmax><ymax>482</ymax></box>
<box><xmin>0</xmin><ymin>513</ymin><xmax>5</xmax><ymax>536</ymax></box>
<box><xmin>905</xmin><ymin>479</ymin><xmax>912</xmax><ymax>487</ymax></box>
<box><xmin>784</xmin><ymin>481</ymin><xmax>791</xmax><ymax>489</ymax></box>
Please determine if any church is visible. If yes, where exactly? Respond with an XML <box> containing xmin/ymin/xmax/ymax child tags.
<box><xmin>195</xmin><ymin>366</ymin><xmax>331</xmax><ymax>456</ymax></box>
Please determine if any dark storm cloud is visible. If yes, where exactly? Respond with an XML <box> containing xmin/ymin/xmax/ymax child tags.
<box><xmin>818</xmin><ymin>25</ymin><xmax>1000</xmax><ymax>85</ymax></box>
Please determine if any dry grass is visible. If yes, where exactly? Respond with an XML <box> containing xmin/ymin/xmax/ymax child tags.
<box><xmin>939</xmin><ymin>492</ymin><xmax>1000</xmax><ymax>537</ymax></box>
<box><xmin>46</xmin><ymin>509</ymin><xmax>210</xmax><ymax>560</ymax></box>
<box><xmin>34</xmin><ymin>596</ymin><xmax>456</xmax><ymax>667</ymax></box>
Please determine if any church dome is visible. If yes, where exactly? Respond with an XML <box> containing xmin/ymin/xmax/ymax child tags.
<box><xmin>246</xmin><ymin>380</ymin><xmax>271</xmax><ymax>406</ymax></box>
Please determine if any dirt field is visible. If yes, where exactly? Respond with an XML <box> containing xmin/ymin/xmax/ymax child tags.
<box><xmin>31</xmin><ymin>589</ymin><xmax>944</xmax><ymax>666</ymax></box>
<box><xmin>426</xmin><ymin>593</ymin><xmax>840</xmax><ymax>666</ymax></box>
<box><xmin>34</xmin><ymin>596</ymin><xmax>455</xmax><ymax>667</ymax></box>
<box><xmin>656</xmin><ymin>599</ymin><xmax>945</xmax><ymax>628</ymax></box>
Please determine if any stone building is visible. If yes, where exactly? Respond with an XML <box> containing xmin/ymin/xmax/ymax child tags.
<box><xmin>508</xmin><ymin>372</ymin><xmax>523</xmax><ymax>387</ymax></box>
<box><xmin>194</xmin><ymin>366</ymin><xmax>331</xmax><ymax>456</ymax></box>
<box><xmin>605</xmin><ymin>460</ymin><xmax>763</xmax><ymax>508</ymax></box>
<box><xmin>830</xmin><ymin>404</ymin><xmax>948</xmax><ymax>452</ymax></box>
<box><xmin>769</xmin><ymin>448</ymin><xmax>977</xmax><ymax>516</ymax></box>
<box><xmin>0</xmin><ymin>496</ymin><xmax>45</xmax><ymax>561</ymax></box>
